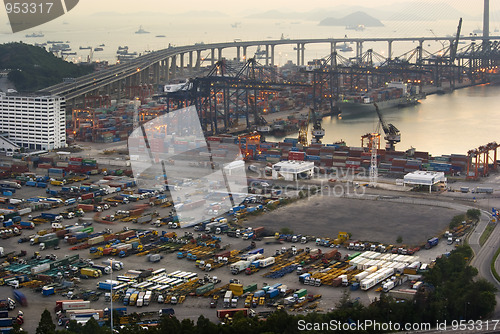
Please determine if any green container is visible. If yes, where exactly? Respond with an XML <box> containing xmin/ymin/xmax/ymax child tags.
<box><xmin>195</xmin><ymin>282</ymin><xmax>214</xmax><ymax>295</ymax></box>
<box><xmin>348</xmin><ymin>252</ymin><xmax>361</xmax><ymax>260</ymax></box>
<box><xmin>294</xmin><ymin>289</ymin><xmax>307</xmax><ymax>298</ymax></box>
<box><xmin>243</xmin><ymin>283</ymin><xmax>258</xmax><ymax>293</ymax></box>
<box><xmin>82</xmin><ymin>227</ymin><xmax>94</xmax><ymax>233</ymax></box>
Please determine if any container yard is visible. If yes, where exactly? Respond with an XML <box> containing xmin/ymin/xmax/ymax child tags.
<box><xmin>0</xmin><ymin>124</ymin><xmax>496</xmax><ymax>333</ymax></box>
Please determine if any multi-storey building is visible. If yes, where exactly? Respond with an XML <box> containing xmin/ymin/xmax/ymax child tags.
<box><xmin>0</xmin><ymin>93</ymin><xmax>66</xmax><ymax>151</ymax></box>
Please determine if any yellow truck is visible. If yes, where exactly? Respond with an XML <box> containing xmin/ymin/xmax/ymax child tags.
<box><xmin>80</xmin><ymin>268</ymin><xmax>102</xmax><ymax>278</ymax></box>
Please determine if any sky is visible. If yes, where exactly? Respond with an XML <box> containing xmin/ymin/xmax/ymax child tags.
<box><xmin>71</xmin><ymin>0</ymin><xmax>483</xmax><ymax>16</ymax></box>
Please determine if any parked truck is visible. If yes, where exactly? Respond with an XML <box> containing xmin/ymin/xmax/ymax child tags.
<box><xmin>80</xmin><ymin>268</ymin><xmax>102</xmax><ymax>278</ymax></box>
<box><xmin>39</xmin><ymin>238</ymin><xmax>59</xmax><ymax>250</ymax></box>
<box><xmin>223</xmin><ymin>291</ymin><xmax>233</xmax><ymax>308</ymax></box>
<box><xmin>230</xmin><ymin>260</ymin><xmax>251</xmax><ymax>275</ymax></box>
<box><xmin>425</xmin><ymin>237</ymin><xmax>439</xmax><ymax>249</ymax></box>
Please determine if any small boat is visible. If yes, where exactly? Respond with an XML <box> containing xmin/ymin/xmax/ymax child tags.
<box><xmin>79</xmin><ymin>46</ymin><xmax>91</xmax><ymax>50</ymax></box>
<box><xmin>135</xmin><ymin>26</ymin><xmax>150</xmax><ymax>34</ymax></box>
<box><xmin>99</xmin><ymin>43</ymin><xmax>105</xmax><ymax>47</ymax></box>
<box><xmin>346</xmin><ymin>25</ymin><xmax>365</xmax><ymax>31</ymax></box>
<box><xmin>25</xmin><ymin>32</ymin><xmax>44</xmax><ymax>38</ymax></box>
<box><xmin>338</xmin><ymin>42</ymin><xmax>353</xmax><ymax>52</ymax></box>
<box><xmin>156</xmin><ymin>35</ymin><xmax>166</xmax><ymax>38</ymax></box>
<box><xmin>94</xmin><ymin>47</ymin><xmax>104</xmax><ymax>51</ymax></box>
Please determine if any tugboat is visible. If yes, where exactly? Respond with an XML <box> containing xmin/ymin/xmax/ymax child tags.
<box><xmin>135</xmin><ymin>26</ymin><xmax>150</xmax><ymax>34</ymax></box>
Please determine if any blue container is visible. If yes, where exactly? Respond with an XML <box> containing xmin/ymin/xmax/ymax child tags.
<box><xmin>3</xmin><ymin>191</ymin><xmax>12</xmax><ymax>196</ymax></box>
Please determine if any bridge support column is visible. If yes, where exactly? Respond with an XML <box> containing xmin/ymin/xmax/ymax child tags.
<box><xmin>265</xmin><ymin>45</ymin><xmax>269</xmax><ymax>66</ymax></box>
<box><xmin>180</xmin><ymin>53</ymin><xmax>184</xmax><ymax>76</ymax></box>
<box><xmin>189</xmin><ymin>51</ymin><xmax>193</xmax><ymax>73</ymax></box>
<box><xmin>243</xmin><ymin>46</ymin><xmax>247</xmax><ymax>60</ymax></box>
<box><xmin>388</xmin><ymin>40</ymin><xmax>392</xmax><ymax>60</ymax></box>
<box><xmin>418</xmin><ymin>40</ymin><xmax>424</xmax><ymax>63</ymax></box>
<box><xmin>153</xmin><ymin>63</ymin><xmax>160</xmax><ymax>85</ymax></box>
<box><xmin>331</xmin><ymin>42</ymin><xmax>336</xmax><ymax>54</ymax></box>
<box><xmin>270</xmin><ymin>45</ymin><xmax>275</xmax><ymax>66</ymax></box>
<box><xmin>218</xmin><ymin>47</ymin><xmax>223</xmax><ymax>61</ymax></box>
<box><xmin>171</xmin><ymin>55</ymin><xmax>177</xmax><ymax>79</ymax></box>
<box><xmin>165</xmin><ymin>58</ymin><xmax>170</xmax><ymax>82</ymax></box>
<box><xmin>211</xmin><ymin>48</ymin><xmax>215</xmax><ymax>66</ymax></box>
<box><xmin>301</xmin><ymin>43</ymin><xmax>305</xmax><ymax>66</ymax></box>
<box><xmin>116</xmin><ymin>80</ymin><xmax>121</xmax><ymax>102</ymax></box>
<box><xmin>357</xmin><ymin>41</ymin><xmax>363</xmax><ymax>59</ymax></box>
<box><xmin>195</xmin><ymin>50</ymin><xmax>201</xmax><ymax>71</ymax></box>
<box><xmin>236</xmin><ymin>46</ymin><xmax>240</xmax><ymax>62</ymax></box>
<box><xmin>297</xmin><ymin>43</ymin><xmax>300</xmax><ymax>65</ymax></box>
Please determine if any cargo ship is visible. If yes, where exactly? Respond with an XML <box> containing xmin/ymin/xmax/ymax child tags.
<box><xmin>337</xmin><ymin>82</ymin><xmax>423</xmax><ymax>115</ymax></box>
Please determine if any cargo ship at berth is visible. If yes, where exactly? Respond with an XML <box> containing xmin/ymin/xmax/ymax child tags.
<box><xmin>337</xmin><ymin>81</ymin><xmax>424</xmax><ymax>115</ymax></box>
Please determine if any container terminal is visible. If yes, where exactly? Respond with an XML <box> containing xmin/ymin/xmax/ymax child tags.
<box><xmin>0</xmin><ymin>107</ymin><xmax>498</xmax><ymax>333</ymax></box>
<box><xmin>2</xmin><ymin>11</ymin><xmax>500</xmax><ymax>333</ymax></box>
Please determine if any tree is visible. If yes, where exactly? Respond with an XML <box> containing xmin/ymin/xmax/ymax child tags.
<box><xmin>396</xmin><ymin>235</ymin><xmax>403</xmax><ymax>243</ymax></box>
<box><xmin>36</xmin><ymin>309</ymin><xmax>56</xmax><ymax>334</ymax></box>
<box><xmin>279</xmin><ymin>227</ymin><xmax>293</xmax><ymax>235</ymax></box>
<box><xmin>467</xmin><ymin>209</ymin><xmax>481</xmax><ymax>221</ymax></box>
<box><xmin>450</xmin><ymin>214</ymin><xmax>465</xmax><ymax>229</ymax></box>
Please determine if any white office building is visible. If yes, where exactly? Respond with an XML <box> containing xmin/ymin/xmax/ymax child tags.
<box><xmin>0</xmin><ymin>93</ymin><xmax>66</xmax><ymax>150</ymax></box>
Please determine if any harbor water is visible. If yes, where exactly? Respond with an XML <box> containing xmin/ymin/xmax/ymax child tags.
<box><xmin>266</xmin><ymin>83</ymin><xmax>500</xmax><ymax>156</ymax></box>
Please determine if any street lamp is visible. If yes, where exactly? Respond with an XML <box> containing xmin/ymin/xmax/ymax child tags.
<box><xmin>464</xmin><ymin>301</ymin><xmax>470</xmax><ymax>320</ymax></box>
<box><xmin>110</xmin><ymin>259</ymin><xmax>113</xmax><ymax>333</ymax></box>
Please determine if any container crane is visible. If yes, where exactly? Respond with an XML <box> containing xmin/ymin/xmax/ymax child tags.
<box><xmin>374</xmin><ymin>103</ymin><xmax>400</xmax><ymax>151</ymax></box>
<box><xmin>310</xmin><ymin>108</ymin><xmax>325</xmax><ymax>144</ymax></box>
<box><xmin>298</xmin><ymin>110</ymin><xmax>311</xmax><ymax>147</ymax></box>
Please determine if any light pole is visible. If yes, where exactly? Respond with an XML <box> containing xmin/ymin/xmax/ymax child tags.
<box><xmin>464</xmin><ymin>301</ymin><xmax>470</xmax><ymax>320</ymax></box>
<box><xmin>110</xmin><ymin>260</ymin><xmax>113</xmax><ymax>333</ymax></box>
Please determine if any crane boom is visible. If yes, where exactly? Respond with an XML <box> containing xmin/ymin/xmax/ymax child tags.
<box><xmin>450</xmin><ymin>18</ymin><xmax>462</xmax><ymax>62</ymax></box>
<box><xmin>374</xmin><ymin>103</ymin><xmax>400</xmax><ymax>151</ymax></box>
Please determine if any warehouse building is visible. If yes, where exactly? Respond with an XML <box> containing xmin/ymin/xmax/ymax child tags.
<box><xmin>403</xmin><ymin>171</ymin><xmax>447</xmax><ymax>193</ymax></box>
<box><xmin>0</xmin><ymin>93</ymin><xmax>66</xmax><ymax>150</ymax></box>
<box><xmin>272</xmin><ymin>160</ymin><xmax>315</xmax><ymax>181</ymax></box>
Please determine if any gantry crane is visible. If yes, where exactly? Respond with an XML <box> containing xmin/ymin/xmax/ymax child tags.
<box><xmin>310</xmin><ymin>108</ymin><xmax>325</xmax><ymax>144</ymax></box>
<box><xmin>374</xmin><ymin>103</ymin><xmax>401</xmax><ymax>151</ymax></box>
<box><xmin>298</xmin><ymin>110</ymin><xmax>311</xmax><ymax>147</ymax></box>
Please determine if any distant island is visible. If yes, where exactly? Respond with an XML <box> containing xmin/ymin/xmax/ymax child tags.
<box><xmin>319</xmin><ymin>11</ymin><xmax>384</xmax><ymax>27</ymax></box>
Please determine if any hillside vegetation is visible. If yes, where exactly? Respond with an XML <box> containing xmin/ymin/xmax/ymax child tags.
<box><xmin>0</xmin><ymin>42</ymin><xmax>94</xmax><ymax>92</ymax></box>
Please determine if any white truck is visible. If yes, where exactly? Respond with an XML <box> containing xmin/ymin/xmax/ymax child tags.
<box><xmin>223</xmin><ymin>291</ymin><xmax>233</xmax><ymax>308</ymax></box>
<box><xmin>229</xmin><ymin>260</ymin><xmax>251</xmax><ymax>275</ymax></box>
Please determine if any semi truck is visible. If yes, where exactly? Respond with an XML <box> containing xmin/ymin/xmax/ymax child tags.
<box><xmin>230</xmin><ymin>260</ymin><xmax>251</xmax><ymax>275</ymax></box>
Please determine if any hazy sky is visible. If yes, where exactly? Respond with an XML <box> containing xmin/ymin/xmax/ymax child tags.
<box><xmin>72</xmin><ymin>0</ymin><xmax>483</xmax><ymax>16</ymax></box>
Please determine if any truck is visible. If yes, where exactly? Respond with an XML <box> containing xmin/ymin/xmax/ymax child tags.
<box><xmin>80</xmin><ymin>268</ymin><xmax>102</xmax><ymax>278</ymax></box>
<box><xmin>230</xmin><ymin>260</ymin><xmax>251</xmax><ymax>275</ymax></box>
<box><xmin>147</xmin><ymin>253</ymin><xmax>162</xmax><ymax>263</ymax></box>
<box><xmin>223</xmin><ymin>291</ymin><xmax>233</xmax><ymax>308</ymax></box>
<box><xmin>41</xmin><ymin>213</ymin><xmax>63</xmax><ymax>222</ymax></box>
<box><xmin>241</xmin><ymin>226</ymin><xmax>265</xmax><ymax>240</ymax></box>
<box><xmin>292</xmin><ymin>289</ymin><xmax>307</xmax><ymax>300</ymax></box>
<box><xmin>136</xmin><ymin>214</ymin><xmax>153</xmax><ymax>224</ymax></box>
<box><xmin>383</xmin><ymin>281</ymin><xmax>396</xmax><ymax>292</ymax></box>
<box><xmin>425</xmin><ymin>237</ymin><xmax>439</xmax><ymax>249</ymax></box>
<box><xmin>144</xmin><ymin>291</ymin><xmax>152</xmax><ymax>306</ymax></box>
<box><xmin>258</xmin><ymin>257</ymin><xmax>275</xmax><ymax>268</ymax></box>
<box><xmin>39</xmin><ymin>237</ymin><xmax>59</xmax><ymax>250</ymax></box>
<box><xmin>195</xmin><ymin>283</ymin><xmax>215</xmax><ymax>296</ymax></box>
<box><xmin>215</xmin><ymin>224</ymin><xmax>229</xmax><ymax>234</ymax></box>
<box><xmin>92</xmin><ymin>265</ymin><xmax>111</xmax><ymax>275</ymax></box>
<box><xmin>159</xmin><ymin>308</ymin><xmax>175</xmax><ymax>317</ymax></box>
<box><xmin>0</xmin><ymin>298</ymin><xmax>15</xmax><ymax>311</ymax></box>
<box><xmin>13</xmin><ymin>291</ymin><xmax>27</xmax><ymax>307</ymax></box>
<box><xmin>216</xmin><ymin>308</ymin><xmax>248</xmax><ymax>319</ymax></box>
<box><xmin>102</xmin><ymin>259</ymin><xmax>123</xmax><ymax>270</ymax></box>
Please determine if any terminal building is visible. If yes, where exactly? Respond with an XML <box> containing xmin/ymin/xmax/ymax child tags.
<box><xmin>0</xmin><ymin>93</ymin><xmax>66</xmax><ymax>151</ymax></box>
